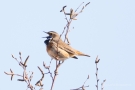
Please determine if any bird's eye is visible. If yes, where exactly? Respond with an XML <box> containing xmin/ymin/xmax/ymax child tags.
<box><xmin>49</xmin><ymin>33</ymin><xmax>52</xmax><ymax>36</ymax></box>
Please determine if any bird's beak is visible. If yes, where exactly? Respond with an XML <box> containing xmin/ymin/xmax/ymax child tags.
<box><xmin>43</xmin><ymin>31</ymin><xmax>48</xmax><ymax>34</ymax></box>
<box><xmin>42</xmin><ymin>35</ymin><xmax>52</xmax><ymax>39</ymax></box>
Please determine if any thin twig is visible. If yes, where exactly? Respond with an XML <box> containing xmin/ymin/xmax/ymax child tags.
<box><xmin>50</xmin><ymin>61</ymin><xmax>62</xmax><ymax>90</ymax></box>
<box><xmin>5</xmin><ymin>52</ymin><xmax>34</xmax><ymax>90</ymax></box>
<box><xmin>95</xmin><ymin>56</ymin><xmax>100</xmax><ymax>90</ymax></box>
<box><xmin>75</xmin><ymin>2</ymin><xmax>84</xmax><ymax>12</ymax></box>
<box><xmin>71</xmin><ymin>75</ymin><xmax>89</xmax><ymax>90</ymax></box>
<box><xmin>101</xmin><ymin>79</ymin><xmax>106</xmax><ymax>90</ymax></box>
<box><xmin>35</xmin><ymin>66</ymin><xmax>44</xmax><ymax>87</ymax></box>
<box><xmin>43</xmin><ymin>62</ymin><xmax>54</xmax><ymax>81</ymax></box>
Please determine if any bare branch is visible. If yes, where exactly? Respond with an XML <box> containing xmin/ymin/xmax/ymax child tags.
<box><xmin>5</xmin><ymin>53</ymin><xmax>35</xmax><ymax>90</ymax></box>
<box><xmin>71</xmin><ymin>75</ymin><xmax>89</xmax><ymax>90</ymax></box>
<box><xmin>75</xmin><ymin>2</ymin><xmax>84</xmax><ymax>12</ymax></box>
<box><xmin>43</xmin><ymin>61</ymin><xmax>53</xmax><ymax>81</ymax></box>
<box><xmin>101</xmin><ymin>79</ymin><xmax>106</xmax><ymax>90</ymax></box>
<box><xmin>24</xmin><ymin>55</ymin><xmax>29</xmax><ymax>67</ymax></box>
<box><xmin>60</xmin><ymin>5</ymin><xmax>67</xmax><ymax>12</ymax></box>
<box><xmin>85</xmin><ymin>2</ymin><xmax>90</xmax><ymax>7</ymax></box>
<box><xmin>50</xmin><ymin>61</ymin><xmax>63</xmax><ymax>90</ymax></box>
<box><xmin>35</xmin><ymin>66</ymin><xmax>44</xmax><ymax>87</ymax></box>
<box><xmin>95</xmin><ymin>56</ymin><xmax>100</xmax><ymax>90</ymax></box>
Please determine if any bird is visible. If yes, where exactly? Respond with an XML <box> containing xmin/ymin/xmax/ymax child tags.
<box><xmin>43</xmin><ymin>31</ymin><xmax>90</xmax><ymax>61</ymax></box>
<box><xmin>44</xmin><ymin>38</ymin><xmax>78</xmax><ymax>61</ymax></box>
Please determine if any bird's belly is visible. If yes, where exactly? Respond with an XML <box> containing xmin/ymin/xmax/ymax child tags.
<box><xmin>47</xmin><ymin>47</ymin><xmax>70</xmax><ymax>61</ymax></box>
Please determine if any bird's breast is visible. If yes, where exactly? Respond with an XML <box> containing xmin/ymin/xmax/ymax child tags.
<box><xmin>46</xmin><ymin>44</ymin><xmax>70</xmax><ymax>61</ymax></box>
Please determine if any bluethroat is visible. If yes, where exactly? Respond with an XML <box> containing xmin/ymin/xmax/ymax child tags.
<box><xmin>43</xmin><ymin>31</ymin><xmax>90</xmax><ymax>61</ymax></box>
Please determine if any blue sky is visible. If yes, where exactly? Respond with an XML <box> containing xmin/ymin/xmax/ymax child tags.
<box><xmin>0</xmin><ymin>0</ymin><xmax>135</xmax><ymax>90</ymax></box>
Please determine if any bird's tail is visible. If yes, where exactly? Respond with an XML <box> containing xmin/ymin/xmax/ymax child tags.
<box><xmin>77</xmin><ymin>51</ymin><xmax>90</xmax><ymax>57</ymax></box>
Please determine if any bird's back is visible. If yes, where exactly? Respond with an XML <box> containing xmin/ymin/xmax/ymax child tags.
<box><xmin>52</xmin><ymin>37</ymin><xmax>90</xmax><ymax>57</ymax></box>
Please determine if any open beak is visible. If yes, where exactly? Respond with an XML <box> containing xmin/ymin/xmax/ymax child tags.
<box><xmin>43</xmin><ymin>31</ymin><xmax>48</xmax><ymax>34</ymax></box>
<box><xmin>42</xmin><ymin>35</ymin><xmax>52</xmax><ymax>39</ymax></box>
<box><xmin>42</xmin><ymin>31</ymin><xmax>52</xmax><ymax>39</ymax></box>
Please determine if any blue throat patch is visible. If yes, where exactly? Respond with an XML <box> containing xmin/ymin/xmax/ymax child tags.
<box><xmin>44</xmin><ymin>39</ymin><xmax>50</xmax><ymax>45</ymax></box>
<box><xmin>44</xmin><ymin>35</ymin><xmax>52</xmax><ymax>45</ymax></box>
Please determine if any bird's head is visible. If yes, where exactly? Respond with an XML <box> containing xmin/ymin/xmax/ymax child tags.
<box><xmin>43</xmin><ymin>31</ymin><xmax>60</xmax><ymax>38</ymax></box>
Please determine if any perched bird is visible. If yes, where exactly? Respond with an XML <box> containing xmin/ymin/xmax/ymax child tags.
<box><xmin>44</xmin><ymin>38</ymin><xmax>78</xmax><ymax>61</ymax></box>
<box><xmin>43</xmin><ymin>31</ymin><xmax>90</xmax><ymax>61</ymax></box>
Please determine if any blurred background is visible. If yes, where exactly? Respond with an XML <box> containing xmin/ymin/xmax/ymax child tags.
<box><xmin>0</xmin><ymin>0</ymin><xmax>135</xmax><ymax>90</ymax></box>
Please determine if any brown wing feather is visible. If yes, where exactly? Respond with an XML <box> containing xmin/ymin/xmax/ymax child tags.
<box><xmin>51</xmin><ymin>38</ymin><xmax>90</xmax><ymax>57</ymax></box>
<box><xmin>49</xmin><ymin>41</ymin><xmax>70</xmax><ymax>59</ymax></box>
<box><xmin>53</xmin><ymin>39</ymin><xmax>76</xmax><ymax>54</ymax></box>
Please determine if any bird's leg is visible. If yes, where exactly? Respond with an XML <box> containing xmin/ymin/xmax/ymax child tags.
<box><xmin>61</xmin><ymin>61</ymin><xmax>64</xmax><ymax>64</ymax></box>
<box><xmin>55</xmin><ymin>56</ymin><xmax>59</xmax><ymax>60</ymax></box>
